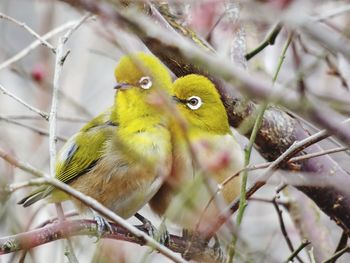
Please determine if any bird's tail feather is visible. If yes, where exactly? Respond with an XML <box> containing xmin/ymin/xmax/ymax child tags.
<box><xmin>17</xmin><ymin>187</ymin><xmax>51</xmax><ymax>207</ymax></box>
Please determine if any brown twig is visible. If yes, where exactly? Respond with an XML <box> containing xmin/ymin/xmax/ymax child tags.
<box><xmin>285</xmin><ymin>240</ymin><xmax>311</xmax><ymax>263</ymax></box>
<box><xmin>16</xmin><ymin>209</ymin><xmax>80</xmax><ymax>263</ymax></box>
<box><xmin>0</xmin><ymin>115</ymin><xmax>68</xmax><ymax>142</ymax></box>
<box><xmin>287</xmin><ymin>187</ymin><xmax>333</xmax><ymax>262</ymax></box>
<box><xmin>245</xmin><ymin>22</ymin><xmax>283</xmax><ymax>60</ymax></box>
<box><xmin>0</xmin><ymin>219</ymin><xmax>221</xmax><ymax>262</ymax></box>
<box><xmin>48</xmin><ymin>13</ymin><xmax>107</xmax><ymax>263</ymax></box>
<box><xmin>0</xmin><ymin>20</ymin><xmax>79</xmax><ymax>71</ymax></box>
<box><xmin>311</xmin><ymin>5</ymin><xmax>350</xmax><ymax>21</ymax></box>
<box><xmin>332</xmin><ymin>231</ymin><xmax>349</xmax><ymax>263</ymax></box>
<box><xmin>249</xmin><ymin>197</ymin><xmax>290</xmax><ymax>208</ymax></box>
<box><xmin>272</xmin><ymin>196</ymin><xmax>304</xmax><ymax>263</ymax></box>
<box><xmin>0</xmin><ymin>84</ymin><xmax>49</xmax><ymax>120</ymax></box>
<box><xmin>0</xmin><ymin>12</ymin><xmax>56</xmax><ymax>52</ymax></box>
<box><xmin>201</xmin><ymin>180</ymin><xmax>266</xmax><ymax>240</ymax></box>
<box><xmin>321</xmin><ymin>246</ymin><xmax>350</xmax><ymax>263</ymax></box>
<box><xmin>1</xmin><ymin>114</ymin><xmax>89</xmax><ymax>123</ymax></box>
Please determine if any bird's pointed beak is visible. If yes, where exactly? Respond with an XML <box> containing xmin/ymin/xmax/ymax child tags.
<box><xmin>114</xmin><ymin>82</ymin><xmax>132</xmax><ymax>90</ymax></box>
<box><xmin>172</xmin><ymin>96</ymin><xmax>184</xmax><ymax>104</ymax></box>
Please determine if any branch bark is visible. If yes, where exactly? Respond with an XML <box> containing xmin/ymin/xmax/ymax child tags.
<box><xmin>0</xmin><ymin>219</ymin><xmax>221</xmax><ymax>263</ymax></box>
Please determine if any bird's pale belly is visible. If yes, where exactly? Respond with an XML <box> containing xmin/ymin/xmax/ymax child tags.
<box><xmin>67</xmin><ymin>154</ymin><xmax>168</xmax><ymax>219</ymax></box>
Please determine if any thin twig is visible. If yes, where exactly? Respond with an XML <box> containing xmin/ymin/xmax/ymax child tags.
<box><xmin>285</xmin><ymin>240</ymin><xmax>311</xmax><ymax>263</ymax></box>
<box><xmin>321</xmin><ymin>246</ymin><xmax>350</xmax><ymax>263</ymax></box>
<box><xmin>0</xmin><ymin>84</ymin><xmax>49</xmax><ymax>120</ymax></box>
<box><xmin>245</xmin><ymin>22</ymin><xmax>283</xmax><ymax>60</ymax></box>
<box><xmin>49</xmin><ymin>43</ymin><xmax>67</xmax><ymax>175</ymax></box>
<box><xmin>301</xmin><ymin>19</ymin><xmax>350</xmax><ymax>62</ymax></box>
<box><xmin>48</xmin><ymin>14</ymin><xmax>92</xmax><ymax>175</ymax></box>
<box><xmin>55</xmin><ymin>203</ymin><xmax>78</xmax><ymax>263</ymax></box>
<box><xmin>0</xmin><ymin>20</ymin><xmax>77</xmax><ymax>71</ymax></box>
<box><xmin>288</xmin><ymin>146</ymin><xmax>349</xmax><ymax>163</ymax></box>
<box><xmin>312</xmin><ymin>5</ymin><xmax>350</xmax><ymax>21</ymax></box>
<box><xmin>61</xmin><ymin>14</ymin><xmax>93</xmax><ymax>44</ymax></box>
<box><xmin>49</xmin><ymin>14</ymin><xmax>91</xmax><ymax>263</ymax></box>
<box><xmin>35</xmin><ymin>211</ymin><xmax>79</xmax><ymax>229</ymax></box>
<box><xmin>1</xmin><ymin>114</ymin><xmax>89</xmax><ymax>123</ymax></box>
<box><xmin>249</xmin><ymin>197</ymin><xmax>290</xmax><ymax>207</ymax></box>
<box><xmin>332</xmin><ymin>231</ymin><xmax>348</xmax><ymax>263</ymax></box>
<box><xmin>0</xmin><ymin>12</ymin><xmax>56</xmax><ymax>52</ymax></box>
<box><xmin>0</xmin><ymin>115</ymin><xmax>68</xmax><ymax>142</ymax></box>
<box><xmin>0</xmin><ymin>149</ymin><xmax>45</xmax><ymax>178</ymax></box>
<box><xmin>273</xmin><ymin>196</ymin><xmax>304</xmax><ymax>263</ymax></box>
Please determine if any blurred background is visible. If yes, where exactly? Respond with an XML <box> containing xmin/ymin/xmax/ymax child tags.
<box><xmin>0</xmin><ymin>0</ymin><xmax>349</xmax><ymax>262</ymax></box>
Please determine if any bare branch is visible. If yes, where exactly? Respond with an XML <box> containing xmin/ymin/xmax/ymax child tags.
<box><xmin>272</xmin><ymin>196</ymin><xmax>305</xmax><ymax>263</ymax></box>
<box><xmin>1</xmin><ymin>114</ymin><xmax>89</xmax><ymax>123</ymax></box>
<box><xmin>312</xmin><ymin>5</ymin><xmax>350</xmax><ymax>21</ymax></box>
<box><xmin>0</xmin><ymin>219</ymin><xmax>220</xmax><ymax>262</ymax></box>
<box><xmin>285</xmin><ymin>240</ymin><xmax>311</xmax><ymax>263</ymax></box>
<box><xmin>0</xmin><ymin>12</ymin><xmax>56</xmax><ymax>52</ymax></box>
<box><xmin>48</xmin><ymin>13</ymin><xmax>93</xmax><ymax>263</ymax></box>
<box><xmin>321</xmin><ymin>246</ymin><xmax>350</xmax><ymax>263</ymax></box>
<box><xmin>0</xmin><ymin>148</ymin><xmax>46</xmax><ymax>178</ymax></box>
<box><xmin>0</xmin><ymin>84</ymin><xmax>49</xmax><ymax>120</ymax></box>
<box><xmin>288</xmin><ymin>146</ymin><xmax>349</xmax><ymax>163</ymax></box>
<box><xmin>300</xmin><ymin>20</ymin><xmax>350</xmax><ymax>62</ymax></box>
<box><xmin>0</xmin><ymin>20</ymin><xmax>79</xmax><ymax>71</ymax></box>
<box><xmin>48</xmin><ymin>13</ymin><xmax>90</xmax><ymax>175</ymax></box>
<box><xmin>0</xmin><ymin>115</ymin><xmax>68</xmax><ymax>142</ymax></box>
<box><xmin>245</xmin><ymin>22</ymin><xmax>283</xmax><ymax>60</ymax></box>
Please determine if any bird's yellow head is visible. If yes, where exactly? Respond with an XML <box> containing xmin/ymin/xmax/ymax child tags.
<box><xmin>114</xmin><ymin>52</ymin><xmax>172</xmax><ymax>94</ymax></box>
<box><xmin>113</xmin><ymin>52</ymin><xmax>172</xmax><ymax>124</ymax></box>
<box><xmin>172</xmin><ymin>74</ymin><xmax>230</xmax><ymax>135</ymax></box>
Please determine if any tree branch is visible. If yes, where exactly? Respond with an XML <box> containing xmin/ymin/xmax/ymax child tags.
<box><xmin>0</xmin><ymin>219</ymin><xmax>222</xmax><ymax>262</ymax></box>
<box><xmin>0</xmin><ymin>12</ymin><xmax>56</xmax><ymax>52</ymax></box>
<box><xmin>0</xmin><ymin>84</ymin><xmax>49</xmax><ymax>120</ymax></box>
<box><xmin>0</xmin><ymin>20</ymin><xmax>80</xmax><ymax>71</ymax></box>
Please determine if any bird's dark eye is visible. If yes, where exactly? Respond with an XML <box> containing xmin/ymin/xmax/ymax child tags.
<box><xmin>139</xmin><ymin>76</ymin><xmax>152</xmax><ymax>89</ymax></box>
<box><xmin>188</xmin><ymin>98</ymin><xmax>198</xmax><ymax>105</ymax></box>
<box><xmin>186</xmin><ymin>96</ymin><xmax>202</xmax><ymax>110</ymax></box>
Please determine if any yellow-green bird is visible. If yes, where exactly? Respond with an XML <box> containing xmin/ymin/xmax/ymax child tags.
<box><xmin>19</xmin><ymin>52</ymin><xmax>173</xmax><ymax>224</ymax></box>
<box><xmin>149</xmin><ymin>74</ymin><xmax>244</xmax><ymax>232</ymax></box>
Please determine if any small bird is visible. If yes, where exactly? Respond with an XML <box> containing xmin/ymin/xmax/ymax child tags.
<box><xmin>19</xmin><ymin>52</ymin><xmax>173</xmax><ymax>225</ymax></box>
<box><xmin>149</xmin><ymin>74</ymin><xmax>244</xmax><ymax>232</ymax></box>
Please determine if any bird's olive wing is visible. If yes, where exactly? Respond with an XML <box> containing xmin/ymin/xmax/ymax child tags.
<box><xmin>55</xmin><ymin>110</ymin><xmax>117</xmax><ymax>184</ymax></box>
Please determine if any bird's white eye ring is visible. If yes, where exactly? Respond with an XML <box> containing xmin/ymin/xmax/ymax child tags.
<box><xmin>186</xmin><ymin>96</ymin><xmax>202</xmax><ymax>110</ymax></box>
<box><xmin>139</xmin><ymin>76</ymin><xmax>152</xmax><ymax>89</ymax></box>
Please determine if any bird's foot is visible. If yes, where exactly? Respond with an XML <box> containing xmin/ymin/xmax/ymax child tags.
<box><xmin>93</xmin><ymin>212</ymin><xmax>113</xmax><ymax>242</ymax></box>
<box><xmin>182</xmin><ymin>229</ymin><xmax>209</xmax><ymax>260</ymax></box>
<box><xmin>135</xmin><ymin>213</ymin><xmax>169</xmax><ymax>246</ymax></box>
<box><xmin>182</xmin><ymin>230</ymin><xmax>225</xmax><ymax>262</ymax></box>
<box><xmin>211</xmin><ymin>235</ymin><xmax>224</xmax><ymax>263</ymax></box>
